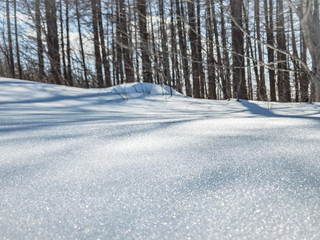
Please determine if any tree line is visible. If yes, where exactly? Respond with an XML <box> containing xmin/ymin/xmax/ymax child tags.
<box><xmin>1</xmin><ymin>0</ymin><xmax>320</xmax><ymax>102</ymax></box>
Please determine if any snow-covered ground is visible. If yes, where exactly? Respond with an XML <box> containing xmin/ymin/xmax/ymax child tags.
<box><xmin>1</xmin><ymin>77</ymin><xmax>320</xmax><ymax>239</ymax></box>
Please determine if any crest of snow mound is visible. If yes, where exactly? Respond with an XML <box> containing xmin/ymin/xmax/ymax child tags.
<box><xmin>111</xmin><ymin>82</ymin><xmax>181</xmax><ymax>96</ymax></box>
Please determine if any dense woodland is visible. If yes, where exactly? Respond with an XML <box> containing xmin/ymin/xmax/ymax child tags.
<box><xmin>1</xmin><ymin>0</ymin><xmax>320</xmax><ymax>102</ymax></box>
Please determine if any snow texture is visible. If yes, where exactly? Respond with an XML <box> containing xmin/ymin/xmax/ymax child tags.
<box><xmin>1</xmin><ymin>78</ymin><xmax>320</xmax><ymax>239</ymax></box>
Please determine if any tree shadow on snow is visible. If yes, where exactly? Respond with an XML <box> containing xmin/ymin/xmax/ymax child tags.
<box><xmin>240</xmin><ymin>100</ymin><xmax>320</xmax><ymax>121</ymax></box>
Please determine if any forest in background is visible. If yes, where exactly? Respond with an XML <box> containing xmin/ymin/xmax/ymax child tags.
<box><xmin>1</xmin><ymin>0</ymin><xmax>320</xmax><ymax>102</ymax></box>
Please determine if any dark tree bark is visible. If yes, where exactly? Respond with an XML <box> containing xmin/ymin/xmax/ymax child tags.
<box><xmin>211</xmin><ymin>0</ymin><xmax>227</xmax><ymax>99</ymax></box>
<box><xmin>300</xmin><ymin>25</ymin><xmax>309</xmax><ymax>102</ymax></box>
<box><xmin>159</xmin><ymin>0</ymin><xmax>172</xmax><ymax>88</ymax></box>
<box><xmin>116</xmin><ymin>0</ymin><xmax>124</xmax><ymax>85</ymax></box>
<box><xmin>59</xmin><ymin>0</ymin><xmax>67</xmax><ymax>81</ymax></box>
<box><xmin>6</xmin><ymin>0</ymin><xmax>15</xmax><ymax>78</ymax></box>
<box><xmin>264</xmin><ymin>0</ymin><xmax>276</xmax><ymax>101</ymax></box>
<box><xmin>254</xmin><ymin>0</ymin><xmax>267</xmax><ymax>100</ymax></box>
<box><xmin>220</xmin><ymin>0</ymin><xmax>231</xmax><ymax>97</ymax></box>
<box><xmin>187</xmin><ymin>1</ymin><xmax>200</xmax><ymax>98</ymax></box>
<box><xmin>45</xmin><ymin>0</ymin><xmax>62</xmax><ymax>84</ymax></box>
<box><xmin>170</xmin><ymin>0</ymin><xmax>180</xmax><ymax>93</ymax></box>
<box><xmin>119</xmin><ymin>0</ymin><xmax>134</xmax><ymax>83</ymax></box>
<box><xmin>148</xmin><ymin>0</ymin><xmax>159</xmax><ymax>84</ymax></box>
<box><xmin>176</xmin><ymin>0</ymin><xmax>191</xmax><ymax>96</ymax></box>
<box><xmin>137</xmin><ymin>0</ymin><xmax>152</xmax><ymax>83</ymax></box>
<box><xmin>276</xmin><ymin>0</ymin><xmax>291</xmax><ymax>102</ymax></box>
<box><xmin>91</xmin><ymin>0</ymin><xmax>103</xmax><ymax>87</ymax></box>
<box><xmin>231</xmin><ymin>0</ymin><xmax>247</xmax><ymax>100</ymax></box>
<box><xmin>197</xmin><ymin>0</ymin><xmax>205</xmax><ymax>98</ymax></box>
<box><xmin>206</xmin><ymin>0</ymin><xmax>216</xmax><ymax>99</ymax></box>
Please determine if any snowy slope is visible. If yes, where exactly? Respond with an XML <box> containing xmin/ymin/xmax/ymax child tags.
<box><xmin>1</xmin><ymin>77</ymin><xmax>320</xmax><ymax>239</ymax></box>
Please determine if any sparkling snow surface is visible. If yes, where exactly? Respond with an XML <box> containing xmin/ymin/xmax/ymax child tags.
<box><xmin>1</xmin><ymin>78</ymin><xmax>320</xmax><ymax>239</ymax></box>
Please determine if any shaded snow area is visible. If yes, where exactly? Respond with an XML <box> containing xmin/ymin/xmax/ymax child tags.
<box><xmin>1</xmin><ymin>78</ymin><xmax>320</xmax><ymax>239</ymax></box>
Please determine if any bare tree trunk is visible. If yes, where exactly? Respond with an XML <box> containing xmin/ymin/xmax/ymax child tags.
<box><xmin>300</xmin><ymin>24</ymin><xmax>309</xmax><ymax>102</ymax></box>
<box><xmin>289</xmin><ymin>7</ymin><xmax>299</xmax><ymax>102</ymax></box>
<box><xmin>98</xmin><ymin>0</ymin><xmax>111</xmax><ymax>86</ymax></box>
<box><xmin>231</xmin><ymin>0</ymin><xmax>247</xmax><ymax>100</ymax></box>
<box><xmin>14</xmin><ymin>0</ymin><xmax>22</xmax><ymax>79</ymax></box>
<box><xmin>176</xmin><ymin>0</ymin><xmax>191</xmax><ymax>96</ymax></box>
<box><xmin>206</xmin><ymin>0</ymin><xmax>216</xmax><ymax>99</ymax></box>
<box><xmin>148</xmin><ymin>2</ymin><xmax>159</xmax><ymax>84</ymax></box>
<box><xmin>35</xmin><ymin>0</ymin><xmax>45</xmax><ymax>81</ymax></box>
<box><xmin>6</xmin><ymin>0</ymin><xmax>15</xmax><ymax>78</ymax></box>
<box><xmin>220</xmin><ymin>0</ymin><xmax>231</xmax><ymax>97</ymax></box>
<box><xmin>243</xmin><ymin>3</ymin><xmax>259</xmax><ymax>99</ymax></box>
<box><xmin>91</xmin><ymin>0</ymin><xmax>103</xmax><ymax>87</ymax></box>
<box><xmin>133</xmin><ymin>0</ymin><xmax>141</xmax><ymax>82</ymax></box>
<box><xmin>119</xmin><ymin>0</ymin><xmax>134</xmax><ymax>83</ymax></box>
<box><xmin>170</xmin><ymin>0</ymin><xmax>180</xmax><ymax>93</ymax></box>
<box><xmin>59</xmin><ymin>0</ymin><xmax>67</xmax><ymax>82</ymax></box>
<box><xmin>137</xmin><ymin>0</ymin><xmax>152</xmax><ymax>83</ymax></box>
<box><xmin>45</xmin><ymin>0</ymin><xmax>62</xmax><ymax>84</ymax></box>
<box><xmin>197</xmin><ymin>0</ymin><xmax>205</xmax><ymax>98</ymax></box>
<box><xmin>264</xmin><ymin>0</ymin><xmax>276</xmax><ymax>101</ymax></box>
<box><xmin>75</xmin><ymin>0</ymin><xmax>89</xmax><ymax>87</ymax></box>
<box><xmin>65</xmin><ymin>0</ymin><xmax>73</xmax><ymax>86</ymax></box>
<box><xmin>211</xmin><ymin>0</ymin><xmax>227</xmax><ymax>99</ymax></box>
<box><xmin>276</xmin><ymin>0</ymin><xmax>291</xmax><ymax>102</ymax></box>
<box><xmin>187</xmin><ymin>1</ymin><xmax>200</xmax><ymax>98</ymax></box>
<box><xmin>115</xmin><ymin>0</ymin><xmax>124</xmax><ymax>85</ymax></box>
<box><xmin>159</xmin><ymin>0</ymin><xmax>172</xmax><ymax>88</ymax></box>
<box><xmin>254</xmin><ymin>0</ymin><xmax>267</xmax><ymax>100</ymax></box>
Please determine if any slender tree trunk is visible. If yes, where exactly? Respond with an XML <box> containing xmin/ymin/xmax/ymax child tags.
<box><xmin>98</xmin><ymin>0</ymin><xmax>111</xmax><ymax>86</ymax></box>
<box><xmin>276</xmin><ymin>0</ymin><xmax>290</xmax><ymax>102</ymax></box>
<box><xmin>170</xmin><ymin>0</ymin><xmax>180</xmax><ymax>93</ymax></box>
<box><xmin>59</xmin><ymin>0</ymin><xmax>67</xmax><ymax>82</ymax></box>
<box><xmin>45</xmin><ymin>0</ymin><xmax>62</xmax><ymax>84</ymax></box>
<box><xmin>75</xmin><ymin>0</ymin><xmax>89</xmax><ymax>87</ymax></box>
<box><xmin>220</xmin><ymin>0</ymin><xmax>231</xmax><ymax>97</ymax></box>
<box><xmin>0</xmin><ymin>57</ymin><xmax>4</xmax><ymax>76</ymax></box>
<box><xmin>300</xmin><ymin>24</ymin><xmax>309</xmax><ymax>102</ymax></box>
<box><xmin>159</xmin><ymin>0</ymin><xmax>172</xmax><ymax>88</ymax></box>
<box><xmin>254</xmin><ymin>0</ymin><xmax>267</xmax><ymax>100</ymax></box>
<box><xmin>148</xmin><ymin>2</ymin><xmax>159</xmax><ymax>84</ymax></box>
<box><xmin>133</xmin><ymin>0</ymin><xmax>141</xmax><ymax>82</ymax></box>
<box><xmin>187</xmin><ymin>1</ymin><xmax>200</xmax><ymax>98</ymax></box>
<box><xmin>206</xmin><ymin>0</ymin><xmax>216</xmax><ymax>99</ymax></box>
<box><xmin>231</xmin><ymin>0</ymin><xmax>247</xmax><ymax>100</ymax></box>
<box><xmin>115</xmin><ymin>0</ymin><xmax>124</xmax><ymax>84</ymax></box>
<box><xmin>176</xmin><ymin>0</ymin><xmax>191</xmax><ymax>96</ymax></box>
<box><xmin>6</xmin><ymin>0</ymin><xmax>15</xmax><ymax>78</ymax></box>
<box><xmin>91</xmin><ymin>0</ymin><xmax>103</xmax><ymax>87</ymax></box>
<box><xmin>264</xmin><ymin>0</ymin><xmax>276</xmax><ymax>101</ymax></box>
<box><xmin>65</xmin><ymin>0</ymin><xmax>72</xmax><ymax>86</ymax></box>
<box><xmin>243</xmin><ymin>0</ymin><xmax>253</xmax><ymax>100</ymax></box>
<box><xmin>14</xmin><ymin>0</ymin><xmax>22</xmax><ymax>79</ymax></box>
<box><xmin>197</xmin><ymin>0</ymin><xmax>205</xmax><ymax>98</ymax></box>
<box><xmin>119</xmin><ymin>0</ymin><xmax>134</xmax><ymax>83</ymax></box>
<box><xmin>35</xmin><ymin>0</ymin><xmax>45</xmax><ymax>81</ymax></box>
<box><xmin>289</xmin><ymin>7</ymin><xmax>299</xmax><ymax>102</ymax></box>
<box><xmin>243</xmin><ymin>3</ymin><xmax>259</xmax><ymax>99</ymax></box>
<box><xmin>137</xmin><ymin>0</ymin><xmax>152</xmax><ymax>83</ymax></box>
<box><xmin>211</xmin><ymin>0</ymin><xmax>227</xmax><ymax>99</ymax></box>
